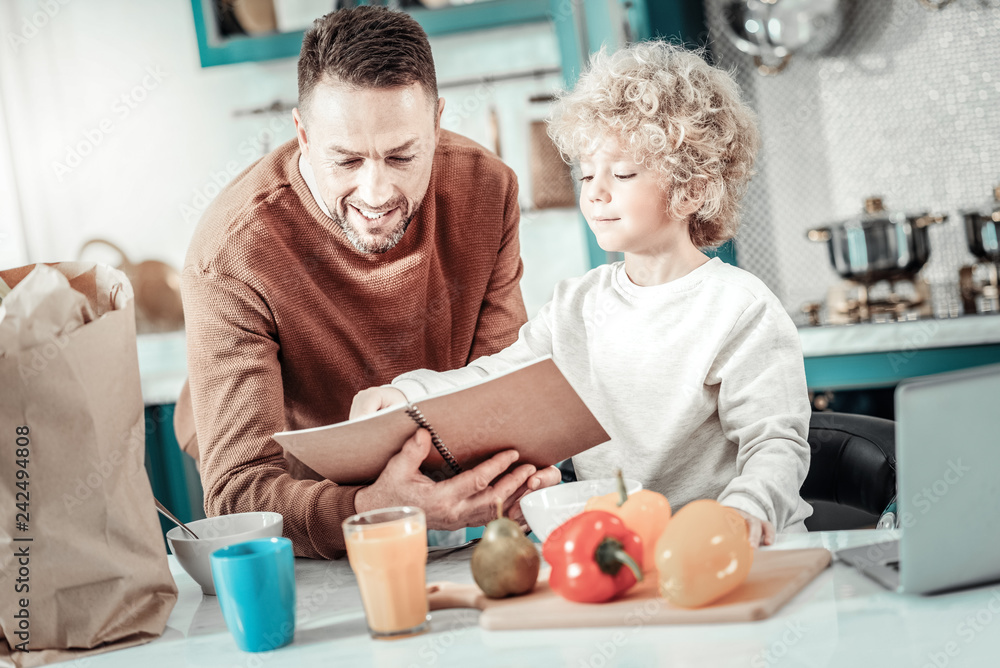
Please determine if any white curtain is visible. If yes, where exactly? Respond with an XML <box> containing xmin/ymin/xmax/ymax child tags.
<box><xmin>0</xmin><ymin>76</ymin><xmax>27</xmax><ymax>270</ymax></box>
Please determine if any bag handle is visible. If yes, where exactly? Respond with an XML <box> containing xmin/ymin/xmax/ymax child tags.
<box><xmin>78</xmin><ymin>238</ymin><xmax>134</xmax><ymax>268</ymax></box>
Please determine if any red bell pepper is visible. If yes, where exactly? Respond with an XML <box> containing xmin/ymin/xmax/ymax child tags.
<box><xmin>542</xmin><ymin>510</ymin><xmax>644</xmax><ymax>603</ymax></box>
<box><xmin>585</xmin><ymin>470</ymin><xmax>671</xmax><ymax>574</ymax></box>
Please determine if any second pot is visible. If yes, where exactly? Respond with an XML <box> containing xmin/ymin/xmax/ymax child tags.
<box><xmin>807</xmin><ymin>197</ymin><xmax>947</xmax><ymax>284</ymax></box>
<box><xmin>959</xmin><ymin>186</ymin><xmax>1000</xmax><ymax>264</ymax></box>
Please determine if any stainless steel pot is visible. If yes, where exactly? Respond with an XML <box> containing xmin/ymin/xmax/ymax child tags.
<box><xmin>807</xmin><ymin>197</ymin><xmax>947</xmax><ymax>284</ymax></box>
<box><xmin>721</xmin><ymin>0</ymin><xmax>847</xmax><ymax>76</ymax></box>
<box><xmin>959</xmin><ymin>186</ymin><xmax>1000</xmax><ymax>263</ymax></box>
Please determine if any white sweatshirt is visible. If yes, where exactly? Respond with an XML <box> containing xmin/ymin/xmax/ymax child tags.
<box><xmin>393</xmin><ymin>258</ymin><xmax>813</xmax><ymax>532</ymax></box>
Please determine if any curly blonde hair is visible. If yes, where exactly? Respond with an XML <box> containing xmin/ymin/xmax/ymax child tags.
<box><xmin>548</xmin><ymin>41</ymin><xmax>760</xmax><ymax>248</ymax></box>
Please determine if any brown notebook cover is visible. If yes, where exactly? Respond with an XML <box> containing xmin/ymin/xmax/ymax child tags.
<box><xmin>272</xmin><ymin>357</ymin><xmax>610</xmax><ymax>484</ymax></box>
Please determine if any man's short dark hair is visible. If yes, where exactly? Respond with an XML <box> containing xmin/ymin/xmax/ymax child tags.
<box><xmin>297</xmin><ymin>6</ymin><xmax>437</xmax><ymax>115</ymax></box>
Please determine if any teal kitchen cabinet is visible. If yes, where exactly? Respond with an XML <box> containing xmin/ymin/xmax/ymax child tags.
<box><xmin>799</xmin><ymin>316</ymin><xmax>1000</xmax><ymax>392</ymax></box>
<box><xmin>191</xmin><ymin>0</ymin><xmax>552</xmax><ymax>68</ymax></box>
<box><xmin>138</xmin><ymin>333</ymin><xmax>205</xmax><ymax>545</ymax></box>
<box><xmin>144</xmin><ymin>403</ymin><xmax>206</xmax><ymax>544</ymax></box>
<box><xmin>804</xmin><ymin>344</ymin><xmax>1000</xmax><ymax>392</ymax></box>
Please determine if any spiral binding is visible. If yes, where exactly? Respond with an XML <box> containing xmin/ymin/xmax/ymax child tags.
<box><xmin>405</xmin><ymin>405</ymin><xmax>463</xmax><ymax>477</ymax></box>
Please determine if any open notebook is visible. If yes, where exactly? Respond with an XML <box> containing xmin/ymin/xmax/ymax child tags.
<box><xmin>272</xmin><ymin>356</ymin><xmax>610</xmax><ymax>484</ymax></box>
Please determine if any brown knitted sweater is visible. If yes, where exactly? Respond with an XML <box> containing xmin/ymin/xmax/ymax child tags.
<box><xmin>174</xmin><ymin>133</ymin><xmax>527</xmax><ymax>559</ymax></box>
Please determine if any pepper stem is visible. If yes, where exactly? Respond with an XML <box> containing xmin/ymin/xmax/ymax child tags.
<box><xmin>613</xmin><ymin>548</ymin><xmax>643</xmax><ymax>583</ymax></box>
<box><xmin>594</xmin><ymin>537</ymin><xmax>643</xmax><ymax>582</ymax></box>
<box><xmin>615</xmin><ymin>469</ymin><xmax>628</xmax><ymax>507</ymax></box>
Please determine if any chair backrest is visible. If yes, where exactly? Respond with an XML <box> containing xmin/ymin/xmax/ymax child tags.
<box><xmin>801</xmin><ymin>412</ymin><xmax>897</xmax><ymax>516</ymax></box>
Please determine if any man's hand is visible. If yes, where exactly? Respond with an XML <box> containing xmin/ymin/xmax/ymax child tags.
<box><xmin>350</xmin><ymin>386</ymin><xmax>407</xmax><ymax>419</ymax></box>
<box><xmin>354</xmin><ymin>429</ymin><xmax>543</xmax><ymax>530</ymax></box>
<box><xmin>733</xmin><ymin>508</ymin><xmax>775</xmax><ymax>548</ymax></box>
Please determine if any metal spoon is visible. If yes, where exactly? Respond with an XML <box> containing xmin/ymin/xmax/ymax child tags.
<box><xmin>154</xmin><ymin>498</ymin><xmax>199</xmax><ymax>539</ymax></box>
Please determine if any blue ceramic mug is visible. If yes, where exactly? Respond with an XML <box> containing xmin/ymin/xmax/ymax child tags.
<box><xmin>210</xmin><ymin>537</ymin><xmax>296</xmax><ymax>652</ymax></box>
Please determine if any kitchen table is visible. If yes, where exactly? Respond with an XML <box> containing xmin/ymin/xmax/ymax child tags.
<box><xmin>53</xmin><ymin>529</ymin><xmax>1000</xmax><ymax>667</ymax></box>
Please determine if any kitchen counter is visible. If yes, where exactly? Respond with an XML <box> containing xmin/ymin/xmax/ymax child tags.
<box><xmin>57</xmin><ymin>529</ymin><xmax>1000</xmax><ymax>667</ymax></box>
<box><xmin>797</xmin><ymin>314</ymin><xmax>1000</xmax><ymax>390</ymax></box>
<box><xmin>798</xmin><ymin>313</ymin><xmax>1000</xmax><ymax>357</ymax></box>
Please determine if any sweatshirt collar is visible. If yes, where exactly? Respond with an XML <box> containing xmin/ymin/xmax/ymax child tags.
<box><xmin>613</xmin><ymin>256</ymin><xmax>723</xmax><ymax>300</ymax></box>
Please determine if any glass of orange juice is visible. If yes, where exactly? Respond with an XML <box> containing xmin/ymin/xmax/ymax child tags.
<box><xmin>343</xmin><ymin>506</ymin><xmax>429</xmax><ymax>639</ymax></box>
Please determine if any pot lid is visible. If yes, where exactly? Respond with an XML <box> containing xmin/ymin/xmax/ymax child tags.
<box><xmin>959</xmin><ymin>185</ymin><xmax>1000</xmax><ymax>220</ymax></box>
<box><xmin>839</xmin><ymin>196</ymin><xmax>927</xmax><ymax>227</ymax></box>
<box><xmin>808</xmin><ymin>197</ymin><xmax>945</xmax><ymax>240</ymax></box>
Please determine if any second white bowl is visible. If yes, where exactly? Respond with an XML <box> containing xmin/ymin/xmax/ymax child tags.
<box><xmin>519</xmin><ymin>478</ymin><xmax>642</xmax><ymax>543</ymax></box>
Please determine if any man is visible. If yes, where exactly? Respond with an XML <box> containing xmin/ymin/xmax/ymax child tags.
<box><xmin>174</xmin><ymin>6</ymin><xmax>558</xmax><ymax>559</ymax></box>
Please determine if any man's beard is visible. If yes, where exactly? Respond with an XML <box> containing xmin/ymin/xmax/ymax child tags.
<box><xmin>331</xmin><ymin>196</ymin><xmax>421</xmax><ymax>254</ymax></box>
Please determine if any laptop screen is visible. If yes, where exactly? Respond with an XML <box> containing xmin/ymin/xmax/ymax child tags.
<box><xmin>895</xmin><ymin>362</ymin><xmax>1000</xmax><ymax>594</ymax></box>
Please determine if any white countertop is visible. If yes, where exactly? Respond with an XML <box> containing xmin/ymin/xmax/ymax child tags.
<box><xmin>56</xmin><ymin>529</ymin><xmax>1000</xmax><ymax>667</ymax></box>
<box><xmin>798</xmin><ymin>313</ymin><xmax>1000</xmax><ymax>357</ymax></box>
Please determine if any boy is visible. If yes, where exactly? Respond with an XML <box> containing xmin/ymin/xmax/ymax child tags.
<box><xmin>353</xmin><ymin>41</ymin><xmax>812</xmax><ymax>546</ymax></box>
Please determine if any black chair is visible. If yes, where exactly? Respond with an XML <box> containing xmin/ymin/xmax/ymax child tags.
<box><xmin>557</xmin><ymin>411</ymin><xmax>898</xmax><ymax>531</ymax></box>
<box><xmin>802</xmin><ymin>411</ymin><xmax>897</xmax><ymax>530</ymax></box>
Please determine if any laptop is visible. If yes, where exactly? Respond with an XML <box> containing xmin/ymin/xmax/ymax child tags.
<box><xmin>836</xmin><ymin>362</ymin><xmax>1000</xmax><ymax>595</ymax></box>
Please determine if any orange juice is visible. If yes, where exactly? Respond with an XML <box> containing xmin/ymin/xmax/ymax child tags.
<box><xmin>344</xmin><ymin>509</ymin><xmax>428</xmax><ymax>637</ymax></box>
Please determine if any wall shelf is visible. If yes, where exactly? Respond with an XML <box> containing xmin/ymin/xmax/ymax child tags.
<box><xmin>190</xmin><ymin>0</ymin><xmax>552</xmax><ymax>68</ymax></box>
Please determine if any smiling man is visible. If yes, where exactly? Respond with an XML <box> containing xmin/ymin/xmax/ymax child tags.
<box><xmin>173</xmin><ymin>6</ymin><xmax>558</xmax><ymax>559</ymax></box>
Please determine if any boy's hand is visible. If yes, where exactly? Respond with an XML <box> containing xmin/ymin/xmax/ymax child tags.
<box><xmin>733</xmin><ymin>509</ymin><xmax>775</xmax><ymax>548</ymax></box>
<box><xmin>350</xmin><ymin>386</ymin><xmax>407</xmax><ymax>419</ymax></box>
<box><xmin>505</xmin><ymin>465</ymin><xmax>562</xmax><ymax>523</ymax></box>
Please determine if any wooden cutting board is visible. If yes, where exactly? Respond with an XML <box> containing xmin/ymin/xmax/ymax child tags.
<box><xmin>428</xmin><ymin>548</ymin><xmax>831</xmax><ymax>630</ymax></box>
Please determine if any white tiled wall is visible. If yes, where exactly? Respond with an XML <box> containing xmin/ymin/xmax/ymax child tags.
<box><xmin>704</xmin><ymin>0</ymin><xmax>1000</xmax><ymax>323</ymax></box>
<box><xmin>0</xmin><ymin>1</ymin><xmax>588</xmax><ymax>317</ymax></box>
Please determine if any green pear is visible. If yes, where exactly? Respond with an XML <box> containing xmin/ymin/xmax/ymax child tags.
<box><xmin>470</xmin><ymin>501</ymin><xmax>540</xmax><ymax>598</ymax></box>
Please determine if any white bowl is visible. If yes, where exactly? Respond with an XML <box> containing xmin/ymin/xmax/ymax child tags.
<box><xmin>166</xmin><ymin>512</ymin><xmax>283</xmax><ymax>595</ymax></box>
<box><xmin>519</xmin><ymin>478</ymin><xmax>642</xmax><ymax>543</ymax></box>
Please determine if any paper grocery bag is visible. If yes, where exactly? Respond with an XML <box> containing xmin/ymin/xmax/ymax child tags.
<box><xmin>0</xmin><ymin>263</ymin><xmax>177</xmax><ymax>667</ymax></box>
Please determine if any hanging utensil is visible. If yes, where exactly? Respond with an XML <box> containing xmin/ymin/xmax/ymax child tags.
<box><xmin>721</xmin><ymin>0</ymin><xmax>847</xmax><ymax>76</ymax></box>
<box><xmin>917</xmin><ymin>0</ymin><xmax>954</xmax><ymax>10</ymax></box>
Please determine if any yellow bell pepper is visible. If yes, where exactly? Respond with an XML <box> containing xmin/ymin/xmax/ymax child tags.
<box><xmin>584</xmin><ymin>470</ymin><xmax>671</xmax><ymax>573</ymax></box>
